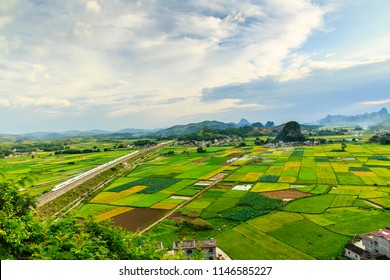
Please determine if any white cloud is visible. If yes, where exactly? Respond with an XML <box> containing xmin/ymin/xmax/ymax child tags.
<box><xmin>26</xmin><ymin>64</ymin><xmax>52</xmax><ymax>82</ymax></box>
<box><xmin>14</xmin><ymin>96</ymin><xmax>71</xmax><ymax>108</ymax></box>
<box><xmin>0</xmin><ymin>98</ymin><xmax>11</xmax><ymax>107</ymax></box>
<box><xmin>0</xmin><ymin>16</ymin><xmax>12</xmax><ymax>28</ymax></box>
<box><xmin>2</xmin><ymin>0</ymin><xmax>389</xmax><ymax>132</ymax></box>
<box><xmin>85</xmin><ymin>1</ymin><xmax>101</xmax><ymax>13</ymax></box>
<box><xmin>359</xmin><ymin>99</ymin><xmax>390</xmax><ymax>105</ymax></box>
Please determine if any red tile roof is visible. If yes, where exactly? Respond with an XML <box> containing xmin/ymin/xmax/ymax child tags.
<box><xmin>372</xmin><ymin>229</ymin><xmax>390</xmax><ymax>241</ymax></box>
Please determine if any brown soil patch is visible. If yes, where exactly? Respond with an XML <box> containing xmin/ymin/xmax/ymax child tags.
<box><xmin>213</xmin><ymin>183</ymin><xmax>234</xmax><ymax>189</ymax></box>
<box><xmin>262</xmin><ymin>189</ymin><xmax>311</xmax><ymax>200</ymax></box>
<box><xmin>112</xmin><ymin>208</ymin><xmax>167</xmax><ymax>232</ymax></box>
<box><xmin>227</xmin><ymin>153</ymin><xmax>245</xmax><ymax>157</ymax></box>
<box><xmin>193</xmin><ymin>157</ymin><xmax>211</xmax><ymax>163</ymax></box>
<box><xmin>194</xmin><ymin>180</ymin><xmax>213</xmax><ymax>185</ymax></box>
<box><xmin>209</xmin><ymin>172</ymin><xmax>229</xmax><ymax>181</ymax></box>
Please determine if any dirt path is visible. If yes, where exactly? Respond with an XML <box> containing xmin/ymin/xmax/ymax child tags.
<box><xmin>365</xmin><ymin>200</ymin><xmax>383</xmax><ymax>209</ymax></box>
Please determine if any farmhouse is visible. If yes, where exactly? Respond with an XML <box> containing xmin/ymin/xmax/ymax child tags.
<box><xmin>362</xmin><ymin>228</ymin><xmax>390</xmax><ymax>258</ymax></box>
<box><xmin>344</xmin><ymin>228</ymin><xmax>390</xmax><ymax>260</ymax></box>
<box><xmin>344</xmin><ymin>242</ymin><xmax>367</xmax><ymax>260</ymax></box>
<box><xmin>172</xmin><ymin>238</ymin><xmax>217</xmax><ymax>260</ymax></box>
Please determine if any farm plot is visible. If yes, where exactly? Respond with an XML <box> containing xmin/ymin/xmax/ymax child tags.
<box><xmin>330</xmin><ymin>195</ymin><xmax>357</xmax><ymax>207</ymax></box>
<box><xmin>247</xmin><ymin>211</ymin><xmax>305</xmax><ymax>233</ymax></box>
<box><xmin>216</xmin><ymin>230</ymin><xmax>279</xmax><ymax>259</ymax></box>
<box><xmin>203</xmin><ymin>198</ymin><xmax>240</xmax><ymax>213</ymax></box>
<box><xmin>268</xmin><ymin>219</ymin><xmax>350</xmax><ymax>259</ymax></box>
<box><xmin>326</xmin><ymin>211</ymin><xmax>390</xmax><ymax>236</ymax></box>
<box><xmin>283</xmin><ymin>194</ymin><xmax>336</xmax><ymax>213</ymax></box>
<box><xmin>368</xmin><ymin>196</ymin><xmax>390</xmax><ymax>208</ymax></box>
<box><xmin>303</xmin><ymin>207</ymin><xmax>383</xmax><ymax>227</ymax></box>
<box><xmin>233</xmin><ymin>223</ymin><xmax>315</xmax><ymax>259</ymax></box>
<box><xmin>251</xmin><ymin>182</ymin><xmax>290</xmax><ymax>192</ymax></box>
<box><xmin>112</xmin><ymin>208</ymin><xmax>168</xmax><ymax>232</ymax></box>
<box><xmin>0</xmin><ymin>150</ymin><xmax>132</xmax><ymax>194</ymax></box>
<box><xmin>76</xmin><ymin>203</ymin><xmax>119</xmax><ymax>218</ymax></box>
<box><xmin>95</xmin><ymin>207</ymin><xmax>133</xmax><ymax>222</ymax></box>
<box><xmin>224</xmin><ymin>165</ymin><xmax>268</xmax><ymax>182</ymax></box>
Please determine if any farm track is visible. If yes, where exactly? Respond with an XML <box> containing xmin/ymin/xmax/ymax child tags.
<box><xmin>37</xmin><ymin>142</ymin><xmax>172</xmax><ymax>207</ymax></box>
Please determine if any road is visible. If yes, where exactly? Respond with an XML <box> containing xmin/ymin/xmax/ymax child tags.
<box><xmin>37</xmin><ymin>142</ymin><xmax>171</xmax><ymax>207</ymax></box>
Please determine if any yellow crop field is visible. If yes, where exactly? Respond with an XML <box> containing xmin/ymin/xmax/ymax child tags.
<box><xmin>278</xmin><ymin>176</ymin><xmax>297</xmax><ymax>183</ymax></box>
<box><xmin>151</xmin><ymin>202</ymin><xmax>177</xmax><ymax>210</ymax></box>
<box><xmin>90</xmin><ymin>186</ymin><xmax>147</xmax><ymax>204</ymax></box>
<box><xmin>252</xmin><ymin>182</ymin><xmax>290</xmax><ymax>192</ymax></box>
<box><xmin>242</xmin><ymin>172</ymin><xmax>263</xmax><ymax>182</ymax></box>
<box><xmin>285</xmin><ymin>162</ymin><xmax>301</xmax><ymax>167</ymax></box>
<box><xmin>200</xmin><ymin>166</ymin><xmax>227</xmax><ymax>180</ymax></box>
<box><xmin>95</xmin><ymin>207</ymin><xmax>133</xmax><ymax>222</ymax></box>
<box><xmin>352</xmin><ymin>172</ymin><xmax>377</xmax><ymax>177</ymax></box>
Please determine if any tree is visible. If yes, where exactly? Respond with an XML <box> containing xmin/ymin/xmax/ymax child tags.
<box><xmin>197</xmin><ymin>147</ymin><xmax>206</xmax><ymax>153</ymax></box>
<box><xmin>341</xmin><ymin>140</ymin><xmax>347</xmax><ymax>151</ymax></box>
<box><xmin>0</xmin><ymin>182</ymin><xmax>171</xmax><ymax>260</ymax></box>
<box><xmin>0</xmin><ymin>182</ymin><xmax>43</xmax><ymax>259</ymax></box>
<box><xmin>238</xmin><ymin>142</ymin><xmax>247</xmax><ymax>147</ymax></box>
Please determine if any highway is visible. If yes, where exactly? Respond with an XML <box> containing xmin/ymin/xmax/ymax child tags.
<box><xmin>37</xmin><ymin>142</ymin><xmax>171</xmax><ymax>207</ymax></box>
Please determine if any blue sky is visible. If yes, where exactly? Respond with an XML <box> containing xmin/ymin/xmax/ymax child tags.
<box><xmin>1</xmin><ymin>0</ymin><xmax>390</xmax><ymax>133</ymax></box>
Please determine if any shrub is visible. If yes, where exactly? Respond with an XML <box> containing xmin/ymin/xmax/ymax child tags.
<box><xmin>187</xmin><ymin>218</ymin><xmax>212</xmax><ymax>230</ymax></box>
<box><xmin>238</xmin><ymin>192</ymin><xmax>279</xmax><ymax>210</ymax></box>
<box><xmin>178</xmin><ymin>208</ymin><xmax>201</xmax><ymax>218</ymax></box>
<box><xmin>222</xmin><ymin>207</ymin><xmax>271</xmax><ymax>222</ymax></box>
<box><xmin>259</xmin><ymin>175</ymin><xmax>279</xmax><ymax>182</ymax></box>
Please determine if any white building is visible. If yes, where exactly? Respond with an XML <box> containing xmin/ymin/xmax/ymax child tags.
<box><xmin>362</xmin><ymin>228</ymin><xmax>390</xmax><ymax>258</ymax></box>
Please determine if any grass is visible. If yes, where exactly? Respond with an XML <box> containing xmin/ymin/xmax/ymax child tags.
<box><xmin>330</xmin><ymin>195</ymin><xmax>357</xmax><ymax>207</ymax></box>
<box><xmin>268</xmin><ymin>219</ymin><xmax>350</xmax><ymax>259</ymax></box>
<box><xmin>216</xmin><ymin>230</ymin><xmax>279</xmax><ymax>260</ymax></box>
<box><xmin>204</xmin><ymin>198</ymin><xmax>240</xmax><ymax>213</ymax></box>
<box><xmin>303</xmin><ymin>207</ymin><xmax>383</xmax><ymax>227</ymax></box>
<box><xmin>283</xmin><ymin>194</ymin><xmax>336</xmax><ymax>214</ymax></box>
<box><xmin>128</xmin><ymin>193</ymin><xmax>171</xmax><ymax>207</ymax></box>
<box><xmin>233</xmin><ymin>223</ymin><xmax>315</xmax><ymax>259</ymax></box>
<box><xmin>247</xmin><ymin>211</ymin><xmax>304</xmax><ymax>232</ymax></box>
<box><xmin>75</xmin><ymin>203</ymin><xmax>118</xmax><ymax>218</ymax></box>
<box><xmin>95</xmin><ymin>207</ymin><xmax>133</xmax><ymax>221</ymax></box>
<box><xmin>326</xmin><ymin>211</ymin><xmax>390</xmax><ymax>236</ymax></box>
<box><xmin>251</xmin><ymin>182</ymin><xmax>290</xmax><ymax>192</ymax></box>
<box><xmin>369</xmin><ymin>196</ymin><xmax>390</xmax><ymax>208</ymax></box>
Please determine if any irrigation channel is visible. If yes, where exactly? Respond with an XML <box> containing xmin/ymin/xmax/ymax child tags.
<box><xmin>37</xmin><ymin>141</ymin><xmax>172</xmax><ymax>207</ymax></box>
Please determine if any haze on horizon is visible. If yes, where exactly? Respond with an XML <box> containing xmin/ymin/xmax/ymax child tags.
<box><xmin>1</xmin><ymin>0</ymin><xmax>390</xmax><ymax>134</ymax></box>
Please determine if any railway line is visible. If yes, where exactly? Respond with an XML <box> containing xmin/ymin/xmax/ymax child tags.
<box><xmin>37</xmin><ymin>142</ymin><xmax>171</xmax><ymax>207</ymax></box>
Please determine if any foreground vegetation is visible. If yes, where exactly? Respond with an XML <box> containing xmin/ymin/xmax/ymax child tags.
<box><xmin>0</xmin><ymin>182</ymin><xmax>169</xmax><ymax>260</ymax></box>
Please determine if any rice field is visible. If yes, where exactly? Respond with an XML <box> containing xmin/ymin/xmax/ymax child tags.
<box><xmin>67</xmin><ymin>141</ymin><xmax>390</xmax><ymax>259</ymax></box>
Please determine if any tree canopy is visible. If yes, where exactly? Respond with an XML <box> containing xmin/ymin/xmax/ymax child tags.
<box><xmin>0</xmin><ymin>182</ymin><xmax>167</xmax><ymax>260</ymax></box>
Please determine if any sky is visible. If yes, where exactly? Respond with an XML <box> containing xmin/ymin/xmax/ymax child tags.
<box><xmin>1</xmin><ymin>0</ymin><xmax>390</xmax><ymax>134</ymax></box>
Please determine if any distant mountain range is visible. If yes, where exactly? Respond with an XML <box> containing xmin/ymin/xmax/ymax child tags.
<box><xmin>1</xmin><ymin>119</ymin><xmax>276</xmax><ymax>140</ymax></box>
<box><xmin>317</xmin><ymin>107</ymin><xmax>390</xmax><ymax>127</ymax></box>
<box><xmin>3</xmin><ymin>108</ymin><xmax>389</xmax><ymax>140</ymax></box>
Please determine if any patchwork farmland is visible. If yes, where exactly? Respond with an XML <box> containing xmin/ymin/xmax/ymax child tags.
<box><xmin>74</xmin><ymin>142</ymin><xmax>390</xmax><ymax>259</ymax></box>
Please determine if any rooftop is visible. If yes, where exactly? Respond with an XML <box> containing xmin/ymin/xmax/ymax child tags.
<box><xmin>173</xmin><ymin>239</ymin><xmax>217</xmax><ymax>250</ymax></box>
<box><xmin>345</xmin><ymin>243</ymin><xmax>366</xmax><ymax>255</ymax></box>
<box><xmin>372</xmin><ymin>228</ymin><xmax>390</xmax><ymax>241</ymax></box>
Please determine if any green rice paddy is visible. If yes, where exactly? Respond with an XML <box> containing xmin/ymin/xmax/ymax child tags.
<box><xmin>7</xmin><ymin>139</ymin><xmax>388</xmax><ymax>260</ymax></box>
